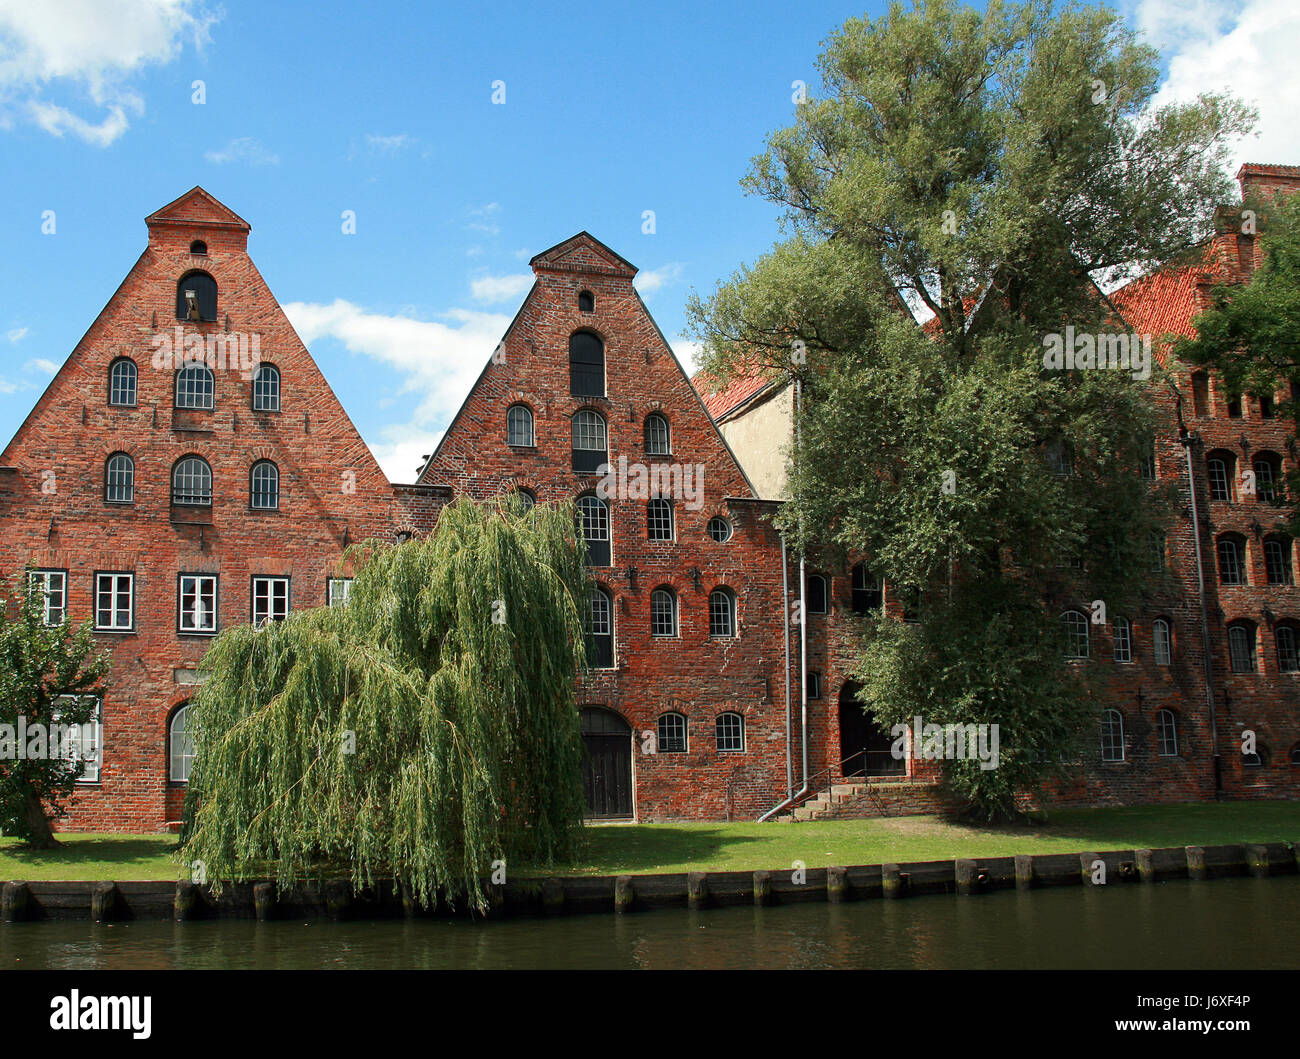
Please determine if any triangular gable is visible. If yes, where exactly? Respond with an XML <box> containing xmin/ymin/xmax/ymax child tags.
<box><xmin>145</xmin><ymin>186</ymin><xmax>251</xmax><ymax>231</ymax></box>
<box><xmin>530</xmin><ymin>232</ymin><xmax>637</xmax><ymax>278</ymax></box>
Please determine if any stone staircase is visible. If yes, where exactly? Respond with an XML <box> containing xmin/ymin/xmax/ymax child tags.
<box><xmin>778</xmin><ymin>779</ymin><xmax>952</xmax><ymax>821</ymax></box>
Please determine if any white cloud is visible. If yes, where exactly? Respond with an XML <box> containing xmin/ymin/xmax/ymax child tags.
<box><xmin>5</xmin><ymin>327</ymin><xmax>27</xmax><ymax>343</ymax></box>
<box><xmin>1136</xmin><ymin>0</ymin><xmax>1300</xmax><ymax>165</ymax></box>
<box><xmin>24</xmin><ymin>357</ymin><xmax>58</xmax><ymax>374</ymax></box>
<box><xmin>282</xmin><ymin>298</ymin><xmax>511</xmax><ymax>482</ymax></box>
<box><xmin>0</xmin><ymin>0</ymin><xmax>217</xmax><ymax>145</ymax></box>
<box><xmin>205</xmin><ymin>136</ymin><xmax>279</xmax><ymax>166</ymax></box>
<box><xmin>670</xmin><ymin>338</ymin><xmax>703</xmax><ymax>375</ymax></box>
<box><xmin>633</xmin><ymin>262</ymin><xmax>685</xmax><ymax>295</ymax></box>
<box><xmin>470</xmin><ymin>273</ymin><xmax>533</xmax><ymax>304</ymax></box>
<box><xmin>465</xmin><ymin>202</ymin><xmax>501</xmax><ymax>235</ymax></box>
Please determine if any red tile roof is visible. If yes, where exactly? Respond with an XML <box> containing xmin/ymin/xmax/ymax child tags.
<box><xmin>693</xmin><ymin>366</ymin><xmax>777</xmax><ymax>420</ymax></box>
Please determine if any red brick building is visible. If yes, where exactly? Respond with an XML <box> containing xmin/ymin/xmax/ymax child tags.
<box><xmin>2</xmin><ymin>174</ymin><xmax>1297</xmax><ymax>832</ymax></box>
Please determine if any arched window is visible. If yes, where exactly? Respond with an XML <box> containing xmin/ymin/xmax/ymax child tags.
<box><xmin>807</xmin><ymin>574</ymin><xmax>828</xmax><ymax>615</ymax></box>
<box><xmin>709</xmin><ymin>588</ymin><xmax>736</xmax><ymax>638</ymax></box>
<box><xmin>176</xmin><ymin>270</ymin><xmax>218</xmax><ymax>321</ymax></box>
<box><xmin>1139</xmin><ymin>438</ymin><xmax>1156</xmax><ymax>481</ymax></box>
<box><xmin>651</xmin><ymin>588</ymin><xmax>678</xmax><ymax>637</ymax></box>
<box><xmin>105</xmin><ymin>453</ymin><xmax>134</xmax><ymax>504</ymax></box>
<box><xmin>175</xmin><ymin>361</ymin><xmax>215</xmax><ymax>410</ymax></box>
<box><xmin>657</xmin><ymin>712</ymin><xmax>687</xmax><ymax>753</ymax></box>
<box><xmin>507</xmin><ymin>404</ymin><xmax>534</xmax><ymax>447</ymax></box>
<box><xmin>1112</xmin><ymin>616</ymin><xmax>1132</xmax><ymax>662</ymax></box>
<box><xmin>647</xmin><ymin>497</ymin><xmax>673</xmax><ymax>541</ymax></box>
<box><xmin>1264</xmin><ymin>536</ymin><xmax>1293</xmax><ymax>585</ymax></box>
<box><xmin>585</xmin><ymin>586</ymin><xmax>613</xmax><ymax>669</ymax></box>
<box><xmin>252</xmin><ymin>363</ymin><xmax>280</xmax><ymax>412</ymax></box>
<box><xmin>851</xmin><ymin>563</ymin><xmax>883</xmax><ymax>614</ymax></box>
<box><xmin>511</xmin><ymin>488</ymin><xmax>536</xmax><ymax>512</ymax></box>
<box><xmin>1227</xmin><ymin>621</ymin><xmax>1257</xmax><ymax>673</ymax></box>
<box><xmin>707</xmin><ymin>516</ymin><xmax>732</xmax><ymax>543</ymax></box>
<box><xmin>716</xmin><ymin>712</ymin><xmax>744</xmax><ymax>753</ymax></box>
<box><xmin>1217</xmin><ymin>534</ymin><xmax>1246</xmax><ymax>585</ymax></box>
<box><xmin>1153</xmin><ymin>618</ymin><xmax>1173</xmax><ymax>666</ymax></box>
<box><xmin>1156</xmin><ymin>709</ymin><xmax>1178</xmax><ymax>757</ymax></box>
<box><xmin>172</xmin><ymin>456</ymin><xmax>212</xmax><ymax>506</ymax></box>
<box><xmin>1253</xmin><ymin>452</ymin><xmax>1283</xmax><ymax>504</ymax></box>
<box><xmin>250</xmin><ymin>460</ymin><xmax>279</xmax><ymax>510</ymax></box>
<box><xmin>571</xmin><ymin>409</ymin><xmax>607</xmax><ymax>473</ymax></box>
<box><xmin>169</xmin><ymin>703</ymin><xmax>195</xmax><ymax>783</ymax></box>
<box><xmin>645</xmin><ymin>413</ymin><xmax>670</xmax><ymax>455</ymax></box>
<box><xmin>569</xmin><ymin>330</ymin><xmax>605</xmax><ymax>397</ymax></box>
<box><xmin>1061</xmin><ymin>610</ymin><xmax>1089</xmax><ymax>659</ymax></box>
<box><xmin>1206</xmin><ymin>450</ymin><xmax>1235</xmax><ymax>502</ymax></box>
<box><xmin>1275</xmin><ymin>624</ymin><xmax>1299</xmax><ymax>673</ymax></box>
<box><xmin>578</xmin><ymin>290</ymin><xmax>595</xmax><ymax>312</ymax></box>
<box><xmin>1100</xmin><ymin>709</ymin><xmax>1125</xmax><ymax>762</ymax></box>
<box><xmin>189</xmin><ymin>240</ymin><xmax>207</xmax><ymax>255</ymax></box>
<box><xmin>577</xmin><ymin>494</ymin><xmax>610</xmax><ymax>566</ymax></box>
<box><xmin>108</xmin><ymin>358</ymin><xmax>137</xmax><ymax>407</ymax></box>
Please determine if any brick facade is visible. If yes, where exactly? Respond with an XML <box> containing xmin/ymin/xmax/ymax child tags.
<box><xmin>2</xmin><ymin>175</ymin><xmax>1296</xmax><ymax>833</ymax></box>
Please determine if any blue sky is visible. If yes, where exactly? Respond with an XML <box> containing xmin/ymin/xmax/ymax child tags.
<box><xmin>1</xmin><ymin>0</ymin><xmax>1294</xmax><ymax>481</ymax></box>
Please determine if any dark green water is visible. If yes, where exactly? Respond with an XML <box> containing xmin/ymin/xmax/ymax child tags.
<box><xmin>2</xmin><ymin>876</ymin><xmax>1297</xmax><ymax>970</ymax></box>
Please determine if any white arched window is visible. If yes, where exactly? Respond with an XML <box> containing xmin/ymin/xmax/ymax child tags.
<box><xmin>172</xmin><ymin>456</ymin><xmax>213</xmax><ymax>506</ymax></box>
<box><xmin>577</xmin><ymin>494</ymin><xmax>610</xmax><ymax>566</ymax></box>
<box><xmin>175</xmin><ymin>362</ymin><xmax>215</xmax><ymax>409</ymax></box>
<box><xmin>250</xmin><ymin>460</ymin><xmax>279</xmax><ymax>510</ymax></box>
<box><xmin>169</xmin><ymin>703</ymin><xmax>195</xmax><ymax>783</ymax></box>
<box><xmin>571</xmin><ymin>409</ymin><xmax>608</xmax><ymax>473</ymax></box>
<box><xmin>651</xmin><ymin>588</ymin><xmax>677</xmax><ymax>637</ymax></box>
<box><xmin>645</xmin><ymin>413</ymin><xmax>670</xmax><ymax>455</ymax></box>
<box><xmin>709</xmin><ymin>588</ymin><xmax>736</xmax><ymax>638</ymax></box>
<box><xmin>1153</xmin><ymin>619</ymin><xmax>1172</xmax><ymax>666</ymax></box>
<box><xmin>1100</xmin><ymin>709</ymin><xmax>1124</xmax><ymax>762</ymax></box>
<box><xmin>252</xmin><ymin>364</ymin><xmax>281</xmax><ymax>412</ymax></box>
<box><xmin>507</xmin><ymin>404</ymin><xmax>534</xmax><ymax>446</ymax></box>
<box><xmin>105</xmin><ymin>453</ymin><xmax>134</xmax><ymax>503</ymax></box>
<box><xmin>1061</xmin><ymin>610</ymin><xmax>1089</xmax><ymax>659</ymax></box>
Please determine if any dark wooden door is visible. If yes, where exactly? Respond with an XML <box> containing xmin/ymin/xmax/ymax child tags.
<box><xmin>839</xmin><ymin>685</ymin><xmax>904</xmax><ymax>778</ymax></box>
<box><xmin>580</xmin><ymin>707</ymin><xmax>632</xmax><ymax>818</ymax></box>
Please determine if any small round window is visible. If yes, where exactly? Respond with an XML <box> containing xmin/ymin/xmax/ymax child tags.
<box><xmin>707</xmin><ymin>516</ymin><xmax>732</xmax><ymax>543</ymax></box>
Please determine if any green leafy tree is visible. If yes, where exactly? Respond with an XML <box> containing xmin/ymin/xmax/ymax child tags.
<box><xmin>1176</xmin><ymin>191</ymin><xmax>1300</xmax><ymax>530</ymax></box>
<box><xmin>689</xmin><ymin>0</ymin><xmax>1252</xmax><ymax>818</ymax></box>
<box><xmin>180</xmin><ymin>496</ymin><xmax>591</xmax><ymax>911</ymax></box>
<box><xmin>0</xmin><ymin>571</ymin><xmax>111</xmax><ymax>849</ymax></box>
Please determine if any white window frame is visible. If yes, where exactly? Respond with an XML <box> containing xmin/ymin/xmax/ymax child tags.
<box><xmin>327</xmin><ymin>578</ymin><xmax>353</xmax><ymax>607</ymax></box>
<box><xmin>28</xmin><ymin>569</ymin><xmax>67</xmax><ymax>626</ymax></box>
<box><xmin>716</xmin><ymin>711</ymin><xmax>745</xmax><ymax>753</ymax></box>
<box><xmin>251</xmin><ymin>576</ymin><xmax>290</xmax><ymax>626</ymax></box>
<box><xmin>169</xmin><ymin>703</ymin><xmax>195</xmax><ymax>783</ymax></box>
<box><xmin>178</xmin><ymin>574</ymin><xmax>218</xmax><ymax>634</ymax></box>
<box><xmin>52</xmin><ymin>694</ymin><xmax>101</xmax><ymax>784</ymax></box>
<box><xmin>94</xmin><ymin>572</ymin><xmax>134</xmax><ymax>631</ymax></box>
<box><xmin>1100</xmin><ymin>709</ymin><xmax>1125</xmax><ymax>763</ymax></box>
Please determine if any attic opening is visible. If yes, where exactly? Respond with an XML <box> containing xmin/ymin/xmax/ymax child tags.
<box><xmin>190</xmin><ymin>240</ymin><xmax>208</xmax><ymax>256</ymax></box>
<box><xmin>176</xmin><ymin>271</ymin><xmax>218</xmax><ymax>322</ymax></box>
<box><xmin>578</xmin><ymin>290</ymin><xmax>595</xmax><ymax>312</ymax></box>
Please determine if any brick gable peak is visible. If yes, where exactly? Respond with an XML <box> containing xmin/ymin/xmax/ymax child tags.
<box><xmin>529</xmin><ymin>231</ymin><xmax>637</xmax><ymax>279</ymax></box>
<box><xmin>145</xmin><ymin>186</ymin><xmax>252</xmax><ymax>234</ymax></box>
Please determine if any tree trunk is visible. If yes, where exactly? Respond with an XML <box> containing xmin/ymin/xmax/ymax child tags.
<box><xmin>21</xmin><ymin>788</ymin><xmax>59</xmax><ymax>849</ymax></box>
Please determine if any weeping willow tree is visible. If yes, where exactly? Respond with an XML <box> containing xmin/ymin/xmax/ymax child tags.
<box><xmin>180</xmin><ymin>495</ymin><xmax>590</xmax><ymax>911</ymax></box>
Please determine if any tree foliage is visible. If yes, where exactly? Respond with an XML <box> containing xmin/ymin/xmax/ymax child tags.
<box><xmin>688</xmin><ymin>0</ymin><xmax>1251</xmax><ymax>818</ymax></box>
<box><xmin>0</xmin><ymin>571</ymin><xmax>110</xmax><ymax>848</ymax></box>
<box><xmin>180</xmin><ymin>496</ymin><xmax>591</xmax><ymax>910</ymax></box>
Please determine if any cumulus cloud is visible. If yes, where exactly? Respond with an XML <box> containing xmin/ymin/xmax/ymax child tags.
<box><xmin>634</xmin><ymin>262</ymin><xmax>685</xmax><ymax>295</ymax></box>
<box><xmin>1136</xmin><ymin>0</ymin><xmax>1300</xmax><ymax>165</ymax></box>
<box><xmin>282</xmin><ymin>299</ymin><xmax>511</xmax><ymax>482</ymax></box>
<box><xmin>24</xmin><ymin>357</ymin><xmax>58</xmax><ymax>374</ymax></box>
<box><xmin>5</xmin><ymin>327</ymin><xmax>27</xmax><ymax>343</ymax></box>
<box><xmin>205</xmin><ymin>136</ymin><xmax>279</xmax><ymax>166</ymax></box>
<box><xmin>670</xmin><ymin>338</ymin><xmax>704</xmax><ymax>375</ymax></box>
<box><xmin>0</xmin><ymin>0</ymin><xmax>217</xmax><ymax>145</ymax></box>
<box><xmin>470</xmin><ymin>273</ymin><xmax>533</xmax><ymax>304</ymax></box>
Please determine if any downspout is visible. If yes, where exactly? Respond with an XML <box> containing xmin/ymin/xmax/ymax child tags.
<box><xmin>759</xmin><ymin>376</ymin><xmax>811</xmax><ymax>820</ymax></box>
<box><xmin>1180</xmin><ymin>420</ymin><xmax>1223</xmax><ymax>798</ymax></box>
<box><xmin>781</xmin><ymin>533</ymin><xmax>793</xmax><ymax>796</ymax></box>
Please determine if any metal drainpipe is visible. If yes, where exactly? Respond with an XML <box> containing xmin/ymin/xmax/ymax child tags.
<box><xmin>781</xmin><ymin>534</ymin><xmax>793</xmax><ymax>797</ymax></box>
<box><xmin>1182</xmin><ymin>427</ymin><xmax>1222</xmax><ymax>797</ymax></box>
<box><xmin>759</xmin><ymin>377</ymin><xmax>810</xmax><ymax>820</ymax></box>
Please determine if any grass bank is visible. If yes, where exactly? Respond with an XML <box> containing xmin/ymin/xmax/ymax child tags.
<box><xmin>2</xmin><ymin>802</ymin><xmax>1297</xmax><ymax>882</ymax></box>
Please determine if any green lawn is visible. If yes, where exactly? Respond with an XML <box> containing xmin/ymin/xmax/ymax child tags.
<box><xmin>2</xmin><ymin>802</ymin><xmax>1297</xmax><ymax>881</ymax></box>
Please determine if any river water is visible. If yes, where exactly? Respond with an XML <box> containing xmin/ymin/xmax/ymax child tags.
<box><xmin>2</xmin><ymin>876</ymin><xmax>1296</xmax><ymax>970</ymax></box>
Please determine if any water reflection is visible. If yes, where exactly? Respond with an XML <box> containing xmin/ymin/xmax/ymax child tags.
<box><xmin>1</xmin><ymin>876</ymin><xmax>1295</xmax><ymax>970</ymax></box>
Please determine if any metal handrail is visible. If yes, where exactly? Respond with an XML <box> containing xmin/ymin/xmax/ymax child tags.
<box><xmin>761</xmin><ymin>749</ymin><xmax>903</xmax><ymax>819</ymax></box>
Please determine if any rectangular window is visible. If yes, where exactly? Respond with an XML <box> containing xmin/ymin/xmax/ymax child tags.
<box><xmin>1113</xmin><ymin>619</ymin><xmax>1132</xmax><ymax>663</ymax></box>
<box><xmin>94</xmin><ymin>573</ymin><xmax>133</xmax><ymax>631</ymax></box>
<box><xmin>1156</xmin><ymin>711</ymin><xmax>1178</xmax><ymax>757</ymax></box>
<box><xmin>178</xmin><ymin>574</ymin><xmax>217</xmax><ymax>634</ymax></box>
<box><xmin>53</xmin><ymin>695</ymin><xmax>101</xmax><ymax>784</ymax></box>
<box><xmin>327</xmin><ymin>578</ymin><xmax>353</xmax><ymax>607</ymax></box>
<box><xmin>806</xmin><ymin>671</ymin><xmax>822</xmax><ymax>699</ymax></box>
<box><xmin>28</xmin><ymin>569</ymin><xmax>67</xmax><ymax>626</ymax></box>
<box><xmin>251</xmin><ymin>576</ymin><xmax>290</xmax><ymax>626</ymax></box>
